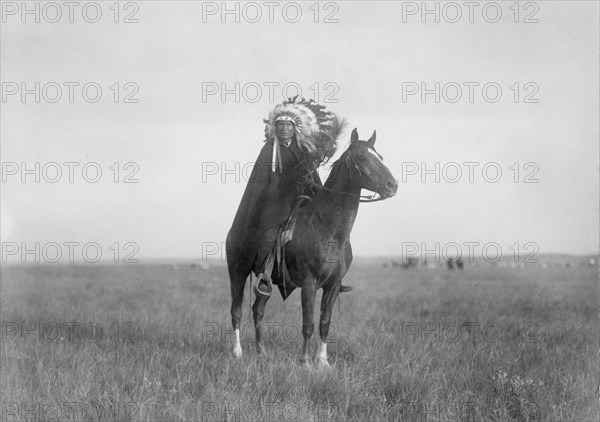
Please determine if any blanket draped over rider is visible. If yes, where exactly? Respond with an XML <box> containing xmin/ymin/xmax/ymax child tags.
<box><xmin>226</xmin><ymin>96</ymin><xmax>347</xmax><ymax>294</ymax></box>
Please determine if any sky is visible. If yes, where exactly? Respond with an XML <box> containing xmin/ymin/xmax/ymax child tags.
<box><xmin>1</xmin><ymin>1</ymin><xmax>598</xmax><ymax>263</ymax></box>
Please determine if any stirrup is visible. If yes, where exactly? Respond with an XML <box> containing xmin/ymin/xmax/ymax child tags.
<box><xmin>340</xmin><ymin>285</ymin><xmax>353</xmax><ymax>293</ymax></box>
<box><xmin>254</xmin><ymin>274</ymin><xmax>273</xmax><ymax>298</ymax></box>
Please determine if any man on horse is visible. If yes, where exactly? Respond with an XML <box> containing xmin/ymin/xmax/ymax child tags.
<box><xmin>226</xmin><ymin>96</ymin><xmax>350</xmax><ymax>299</ymax></box>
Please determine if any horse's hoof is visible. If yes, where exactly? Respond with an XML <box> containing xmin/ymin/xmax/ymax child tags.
<box><xmin>233</xmin><ymin>345</ymin><xmax>243</xmax><ymax>359</ymax></box>
<box><xmin>256</xmin><ymin>345</ymin><xmax>267</xmax><ymax>356</ymax></box>
<box><xmin>300</xmin><ymin>356</ymin><xmax>312</xmax><ymax>367</ymax></box>
<box><xmin>317</xmin><ymin>358</ymin><xmax>331</xmax><ymax>369</ymax></box>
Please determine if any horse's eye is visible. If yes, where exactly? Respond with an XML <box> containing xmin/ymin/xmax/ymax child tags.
<box><xmin>359</xmin><ymin>155</ymin><xmax>366</xmax><ymax>161</ymax></box>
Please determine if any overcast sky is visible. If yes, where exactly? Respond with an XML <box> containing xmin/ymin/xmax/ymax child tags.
<box><xmin>1</xmin><ymin>1</ymin><xmax>598</xmax><ymax>262</ymax></box>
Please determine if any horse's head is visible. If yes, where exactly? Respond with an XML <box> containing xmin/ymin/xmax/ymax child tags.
<box><xmin>344</xmin><ymin>128</ymin><xmax>398</xmax><ymax>199</ymax></box>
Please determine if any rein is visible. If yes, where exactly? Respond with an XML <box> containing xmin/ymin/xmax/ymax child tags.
<box><xmin>301</xmin><ymin>155</ymin><xmax>386</xmax><ymax>203</ymax></box>
<box><xmin>303</xmin><ymin>178</ymin><xmax>385</xmax><ymax>203</ymax></box>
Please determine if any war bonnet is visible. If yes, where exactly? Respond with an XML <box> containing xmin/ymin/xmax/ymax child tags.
<box><xmin>264</xmin><ymin>96</ymin><xmax>347</xmax><ymax>171</ymax></box>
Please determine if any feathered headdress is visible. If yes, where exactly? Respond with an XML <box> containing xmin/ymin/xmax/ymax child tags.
<box><xmin>264</xmin><ymin>96</ymin><xmax>347</xmax><ymax>172</ymax></box>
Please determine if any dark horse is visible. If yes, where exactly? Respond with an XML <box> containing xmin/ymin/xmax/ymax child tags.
<box><xmin>226</xmin><ymin>129</ymin><xmax>398</xmax><ymax>365</ymax></box>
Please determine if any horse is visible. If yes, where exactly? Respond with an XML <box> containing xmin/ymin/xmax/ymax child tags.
<box><xmin>226</xmin><ymin>128</ymin><xmax>398</xmax><ymax>366</ymax></box>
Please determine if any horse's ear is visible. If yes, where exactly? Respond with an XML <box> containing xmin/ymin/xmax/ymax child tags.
<box><xmin>351</xmin><ymin>128</ymin><xmax>359</xmax><ymax>147</ymax></box>
<box><xmin>367</xmin><ymin>130</ymin><xmax>376</xmax><ymax>146</ymax></box>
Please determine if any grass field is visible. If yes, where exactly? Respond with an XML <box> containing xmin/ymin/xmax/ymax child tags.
<box><xmin>1</xmin><ymin>257</ymin><xmax>598</xmax><ymax>421</ymax></box>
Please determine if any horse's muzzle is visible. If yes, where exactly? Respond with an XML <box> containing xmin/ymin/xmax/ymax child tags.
<box><xmin>380</xmin><ymin>177</ymin><xmax>398</xmax><ymax>198</ymax></box>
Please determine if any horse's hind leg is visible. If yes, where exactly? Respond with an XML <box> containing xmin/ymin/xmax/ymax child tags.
<box><xmin>317</xmin><ymin>284</ymin><xmax>341</xmax><ymax>367</ymax></box>
<box><xmin>252</xmin><ymin>294</ymin><xmax>270</xmax><ymax>355</ymax></box>
<box><xmin>300</xmin><ymin>283</ymin><xmax>317</xmax><ymax>365</ymax></box>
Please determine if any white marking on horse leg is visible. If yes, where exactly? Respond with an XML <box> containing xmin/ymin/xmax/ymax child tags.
<box><xmin>316</xmin><ymin>340</ymin><xmax>329</xmax><ymax>366</ymax></box>
<box><xmin>233</xmin><ymin>328</ymin><xmax>242</xmax><ymax>358</ymax></box>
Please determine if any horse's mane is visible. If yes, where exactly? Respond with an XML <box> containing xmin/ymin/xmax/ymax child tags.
<box><xmin>324</xmin><ymin>141</ymin><xmax>354</xmax><ymax>189</ymax></box>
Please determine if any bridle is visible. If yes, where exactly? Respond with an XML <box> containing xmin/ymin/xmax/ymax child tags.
<box><xmin>301</xmin><ymin>149</ymin><xmax>387</xmax><ymax>203</ymax></box>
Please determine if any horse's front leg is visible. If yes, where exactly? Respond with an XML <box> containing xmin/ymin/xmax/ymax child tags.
<box><xmin>317</xmin><ymin>283</ymin><xmax>341</xmax><ymax>367</ymax></box>
<box><xmin>300</xmin><ymin>283</ymin><xmax>316</xmax><ymax>365</ymax></box>
<box><xmin>252</xmin><ymin>294</ymin><xmax>270</xmax><ymax>355</ymax></box>
<box><xmin>229</xmin><ymin>273</ymin><xmax>247</xmax><ymax>359</ymax></box>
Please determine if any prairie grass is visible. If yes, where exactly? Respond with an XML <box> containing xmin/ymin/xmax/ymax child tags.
<box><xmin>1</xmin><ymin>258</ymin><xmax>597</xmax><ymax>421</ymax></box>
